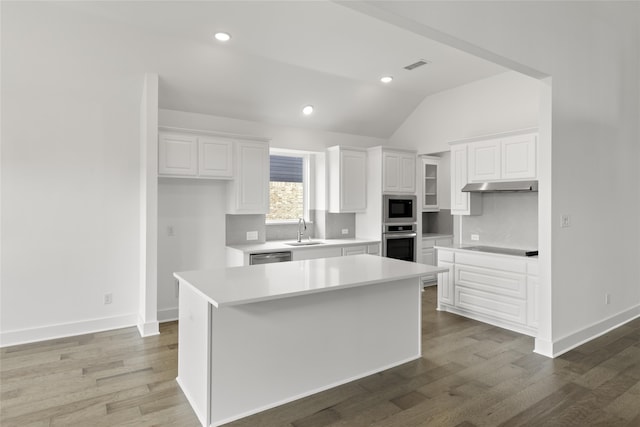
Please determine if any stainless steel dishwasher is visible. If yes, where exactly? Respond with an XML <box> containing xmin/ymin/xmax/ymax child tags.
<box><xmin>249</xmin><ymin>251</ymin><xmax>292</xmax><ymax>265</ymax></box>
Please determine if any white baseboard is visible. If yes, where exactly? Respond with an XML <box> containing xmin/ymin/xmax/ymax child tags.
<box><xmin>0</xmin><ymin>313</ymin><xmax>138</xmax><ymax>348</ymax></box>
<box><xmin>137</xmin><ymin>313</ymin><xmax>160</xmax><ymax>337</ymax></box>
<box><xmin>548</xmin><ymin>304</ymin><xmax>640</xmax><ymax>358</ymax></box>
<box><xmin>158</xmin><ymin>307</ymin><xmax>178</xmax><ymax>323</ymax></box>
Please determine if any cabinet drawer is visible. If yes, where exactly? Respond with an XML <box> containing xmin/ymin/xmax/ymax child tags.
<box><xmin>438</xmin><ymin>250</ymin><xmax>454</xmax><ymax>263</ymax></box>
<box><xmin>456</xmin><ymin>252</ymin><xmax>526</xmax><ymax>274</ymax></box>
<box><xmin>455</xmin><ymin>265</ymin><xmax>526</xmax><ymax>298</ymax></box>
<box><xmin>342</xmin><ymin>246</ymin><xmax>367</xmax><ymax>256</ymax></box>
<box><xmin>455</xmin><ymin>287</ymin><xmax>526</xmax><ymax>324</ymax></box>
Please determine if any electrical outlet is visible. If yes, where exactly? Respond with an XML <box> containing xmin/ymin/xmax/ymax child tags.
<box><xmin>246</xmin><ymin>231</ymin><xmax>258</xmax><ymax>241</ymax></box>
<box><xmin>104</xmin><ymin>293</ymin><xmax>112</xmax><ymax>305</ymax></box>
<box><xmin>341</xmin><ymin>228</ymin><xmax>349</xmax><ymax>235</ymax></box>
<box><xmin>167</xmin><ymin>225</ymin><xmax>175</xmax><ymax>237</ymax></box>
<box><xmin>605</xmin><ymin>293</ymin><xmax>611</xmax><ymax>305</ymax></box>
<box><xmin>471</xmin><ymin>234</ymin><xmax>480</xmax><ymax>241</ymax></box>
<box><xmin>561</xmin><ymin>214</ymin><xmax>570</xmax><ymax>228</ymax></box>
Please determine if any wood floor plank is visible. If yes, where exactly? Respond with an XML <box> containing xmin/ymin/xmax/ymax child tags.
<box><xmin>1</xmin><ymin>287</ymin><xmax>638</xmax><ymax>427</ymax></box>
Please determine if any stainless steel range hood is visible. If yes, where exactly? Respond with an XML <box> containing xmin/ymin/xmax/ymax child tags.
<box><xmin>461</xmin><ymin>180</ymin><xmax>538</xmax><ymax>193</ymax></box>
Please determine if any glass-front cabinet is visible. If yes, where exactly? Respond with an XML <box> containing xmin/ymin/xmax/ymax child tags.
<box><xmin>421</xmin><ymin>156</ymin><xmax>439</xmax><ymax>211</ymax></box>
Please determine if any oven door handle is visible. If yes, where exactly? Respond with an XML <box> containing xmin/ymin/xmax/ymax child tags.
<box><xmin>384</xmin><ymin>232</ymin><xmax>417</xmax><ymax>238</ymax></box>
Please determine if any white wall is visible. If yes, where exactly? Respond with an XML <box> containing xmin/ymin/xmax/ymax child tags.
<box><xmin>159</xmin><ymin>109</ymin><xmax>387</xmax><ymax>152</ymax></box>
<box><xmin>390</xmin><ymin>71</ymin><xmax>540</xmax><ymax>153</ymax></box>
<box><xmin>362</xmin><ymin>1</ymin><xmax>640</xmax><ymax>356</ymax></box>
<box><xmin>157</xmin><ymin>179</ymin><xmax>227</xmax><ymax>321</ymax></box>
<box><xmin>1</xmin><ymin>3</ymin><xmax>149</xmax><ymax>345</ymax></box>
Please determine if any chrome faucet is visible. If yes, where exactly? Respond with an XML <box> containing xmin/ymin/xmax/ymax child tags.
<box><xmin>297</xmin><ymin>217</ymin><xmax>307</xmax><ymax>242</ymax></box>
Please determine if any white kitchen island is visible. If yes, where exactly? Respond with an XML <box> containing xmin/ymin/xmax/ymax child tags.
<box><xmin>174</xmin><ymin>254</ymin><xmax>447</xmax><ymax>427</ymax></box>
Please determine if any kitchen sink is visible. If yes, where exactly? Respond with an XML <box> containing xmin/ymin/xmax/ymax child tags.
<box><xmin>285</xmin><ymin>241</ymin><xmax>324</xmax><ymax>246</ymax></box>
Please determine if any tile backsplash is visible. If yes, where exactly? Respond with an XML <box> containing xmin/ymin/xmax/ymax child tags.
<box><xmin>461</xmin><ymin>192</ymin><xmax>538</xmax><ymax>249</ymax></box>
<box><xmin>225</xmin><ymin>214</ymin><xmax>266</xmax><ymax>245</ymax></box>
<box><xmin>226</xmin><ymin>211</ymin><xmax>355</xmax><ymax>245</ymax></box>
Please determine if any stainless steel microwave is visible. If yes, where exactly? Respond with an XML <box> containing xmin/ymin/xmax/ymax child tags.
<box><xmin>383</xmin><ymin>195</ymin><xmax>417</xmax><ymax>223</ymax></box>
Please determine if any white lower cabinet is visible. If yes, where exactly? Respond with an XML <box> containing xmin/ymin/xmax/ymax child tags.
<box><xmin>292</xmin><ymin>247</ymin><xmax>342</xmax><ymax>261</ymax></box>
<box><xmin>421</xmin><ymin>236</ymin><xmax>453</xmax><ymax>284</ymax></box>
<box><xmin>437</xmin><ymin>259</ymin><xmax>454</xmax><ymax>307</ymax></box>
<box><xmin>437</xmin><ymin>249</ymin><xmax>538</xmax><ymax>336</ymax></box>
<box><xmin>342</xmin><ymin>244</ymin><xmax>379</xmax><ymax>256</ymax></box>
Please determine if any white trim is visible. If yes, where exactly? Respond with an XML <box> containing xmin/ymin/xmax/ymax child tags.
<box><xmin>547</xmin><ymin>304</ymin><xmax>640</xmax><ymax>358</ymax></box>
<box><xmin>533</xmin><ymin>338</ymin><xmax>554</xmax><ymax>358</ymax></box>
<box><xmin>0</xmin><ymin>314</ymin><xmax>138</xmax><ymax>348</ymax></box>
<box><xmin>158</xmin><ymin>307</ymin><xmax>179</xmax><ymax>323</ymax></box>
<box><xmin>137</xmin><ymin>317</ymin><xmax>160</xmax><ymax>337</ymax></box>
<box><xmin>158</xmin><ymin>126</ymin><xmax>270</xmax><ymax>143</ymax></box>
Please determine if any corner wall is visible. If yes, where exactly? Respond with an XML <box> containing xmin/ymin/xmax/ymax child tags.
<box><xmin>357</xmin><ymin>1</ymin><xmax>640</xmax><ymax>356</ymax></box>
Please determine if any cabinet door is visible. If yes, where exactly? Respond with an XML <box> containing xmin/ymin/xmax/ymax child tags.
<box><xmin>468</xmin><ymin>139</ymin><xmax>501</xmax><ymax>182</ymax></box>
<box><xmin>229</xmin><ymin>141</ymin><xmax>269</xmax><ymax>214</ymax></box>
<box><xmin>422</xmin><ymin>158</ymin><xmax>439</xmax><ymax>211</ymax></box>
<box><xmin>450</xmin><ymin>144</ymin><xmax>481</xmax><ymax>216</ymax></box>
<box><xmin>340</xmin><ymin>150</ymin><xmax>367</xmax><ymax>212</ymax></box>
<box><xmin>342</xmin><ymin>245</ymin><xmax>367</xmax><ymax>256</ymax></box>
<box><xmin>527</xmin><ymin>275</ymin><xmax>539</xmax><ymax>328</ymax></box>
<box><xmin>291</xmin><ymin>247</ymin><xmax>342</xmax><ymax>261</ymax></box>
<box><xmin>437</xmin><ymin>260</ymin><xmax>454</xmax><ymax>306</ymax></box>
<box><xmin>198</xmin><ymin>136</ymin><xmax>233</xmax><ymax>178</ymax></box>
<box><xmin>159</xmin><ymin>133</ymin><xmax>198</xmax><ymax>176</ymax></box>
<box><xmin>501</xmin><ymin>134</ymin><xmax>537</xmax><ymax>180</ymax></box>
<box><xmin>399</xmin><ymin>153</ymin><xmax>416</xmax><ymax>193</ymax></box>
<box><xmin>382</xmin><ymin>151</ymin><xmax>400</xmax><ymax>193</ymax></box>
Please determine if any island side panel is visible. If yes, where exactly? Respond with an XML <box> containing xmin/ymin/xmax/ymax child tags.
<box><xmin>176</xmin><ymin>281</ymin><xmax>211</xmax><ymax>427</ymax></box>
<box><xmin>208</xmin><ymin>278</ymin><xmax>421</xmax><ymax>426</ymax></box>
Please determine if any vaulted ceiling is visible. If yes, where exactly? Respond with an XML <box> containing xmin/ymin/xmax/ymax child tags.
<box><xmin>58</xmin><ymin>1</ymin><xmax>507</xmax><ymax>138</ymax></box>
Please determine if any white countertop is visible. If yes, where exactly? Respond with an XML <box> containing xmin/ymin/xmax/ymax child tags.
<box><xmin>422</xmin><ymin>233</ymin><xmax>453</xmax><ymax>239</ymax></box>
<box><xmin>175</xmin><ymin>254</ymin><xmax>447</xmax><ymax>308</ymax></box>
<box><xmin>226</xmin><ymin>238</ymin><xmax>380</xmax><ymax>254</ymax></box>
<box><xmin>435</xmin><ymin>244</ymin><xmax>539</xmax><ymax>260</ymax></box>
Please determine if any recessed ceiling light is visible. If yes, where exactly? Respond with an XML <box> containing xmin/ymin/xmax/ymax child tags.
<box><xmin>380</xmin><ymin>76</ymin><xmax>393</xmax><ymax>83</ymax></box>
<box><xmin>302</xmin><ymin>105</ymin><xmax>314</xmax><ymax>116</ymax></box>
<box><xmin>214</xmin><ymin>32</ymin><xmax>231</xmax><ymax>42</ymax></box>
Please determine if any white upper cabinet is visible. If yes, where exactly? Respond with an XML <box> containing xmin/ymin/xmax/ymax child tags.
<box><xmin>328</xmin><ymin>146</ymin><xmax>367</xmax><ymax>213</ymax></box>
<box><xmin>382</xmin><ymin>150</ymin><xmax>416</xmax><ymax>194</ymax></box>
<box><xmin>468</xmin><ymin>132</ymin><xmax>537</xmax><ymax>182</ymax></box>
<box><xmin>159</xmin><ymin>132</ymin><xmax>198</xmax><ymax>176</ymax></box>
<box><xmin>228</xmin><ymin>141</ymin><xmax>269</xmax><ymax>214</ymax></box>
<box><xmin>421</xmin><ymin>156</ymin><xmax>439</xmax><ymax>211</ymax></box>
<box><xmin>450</xmin><ymin>144</ymin><xmax>481</xmax><ymax>215</ymax></box>
<box><xmin>158</xmin><ymin>131</ymin><xmax>233</xmax><ymax>179</ymax></box>
<box><xmin>501</xmin><ymin>133</ymin><xmax>537</xmax><ymax>180</ymax></box>
<box><xmin>468</xmin><ymin>139</ymin><xmax>501</xmax><ymax>182</ymax></box>
<box><xmin>198</xmin><ymin>136</ymin><xmax>233</xmax><ymax>178</ymax></box>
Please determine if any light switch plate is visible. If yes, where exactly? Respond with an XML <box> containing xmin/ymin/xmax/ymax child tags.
<box><xmin>246</xmin><ymin>231</ymin><xmax>259</xmax><ymax>241</ymax></box>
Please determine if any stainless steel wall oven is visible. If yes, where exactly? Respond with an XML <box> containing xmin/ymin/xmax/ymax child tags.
<box><xmin>382</xmin><ymin>223</ymin><xmax>417</xmax><ymax>262</ymax></box>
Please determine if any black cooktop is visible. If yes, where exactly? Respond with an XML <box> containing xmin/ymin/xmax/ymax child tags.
<box><xmin>461</xmin><ymin>246</ymin><xmax>538</xmax><ymax>257</ymax></box>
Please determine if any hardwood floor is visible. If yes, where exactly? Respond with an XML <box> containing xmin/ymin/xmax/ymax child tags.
<box><xmin>1</xmin><ymin>287</ymin><xmax>639</xmax><ymax>426</ymax></box>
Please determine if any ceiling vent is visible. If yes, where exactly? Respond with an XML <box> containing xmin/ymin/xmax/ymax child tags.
<box><xmin>403</xmin><ymin>60</ymin><xmax>429</xmax><ymax>71</ymax></box>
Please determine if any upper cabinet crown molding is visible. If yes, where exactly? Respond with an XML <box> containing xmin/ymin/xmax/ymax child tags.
<box><xmin>158</xmin><ymin>126</ymin><xmax>270</xmax><ymax>143</ymax></box>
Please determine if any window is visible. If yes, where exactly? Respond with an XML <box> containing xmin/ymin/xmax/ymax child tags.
<box><xmin>267</xmin><ymin>153</ymin><xmax>308</xmax><ymax>222</ymax></box>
